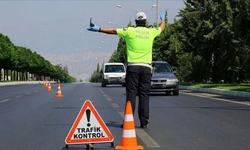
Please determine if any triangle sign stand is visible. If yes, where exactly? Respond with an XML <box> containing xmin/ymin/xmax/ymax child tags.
<box><xmin>65</xmin><ymin>100</ymin><xmax>114</xmax><ymax>149</ymax></box>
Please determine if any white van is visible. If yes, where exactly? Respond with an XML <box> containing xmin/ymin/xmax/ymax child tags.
<box><xmin>101</xmin><ymin>63</ymin><xmax>126</xmax><ymax>87</ymax></box>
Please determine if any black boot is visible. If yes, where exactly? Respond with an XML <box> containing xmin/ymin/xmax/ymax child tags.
<box><xmin>140</xmin><ymin>120</ymin><xmax>149</xmax><ymax>128</ymax></box>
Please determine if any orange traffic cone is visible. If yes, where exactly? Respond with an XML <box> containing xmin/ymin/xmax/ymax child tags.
<box><xmin>55</xmin><ymin>83</ymin><xmax>63</xmax><ymax>97</ymax></box>
<box><xmin>44</xmin><ymin>80</ymin><xmax>48</xmax><ymax>87</ymax></box>
<box><xmin>115</xmin><ymin>101</ymin><xmax>144</xmax><ymax>150</ymax></box>
<box><xmin>47</xmin><ymin>81</ymin><xmax>52</xmax><ymax>91</ymax></box>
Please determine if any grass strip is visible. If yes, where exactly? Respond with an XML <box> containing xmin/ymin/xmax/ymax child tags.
<box><xmin>180</xmin><ymin>82</ymin><xmax>250</xmax><ymax>92</ymax></box>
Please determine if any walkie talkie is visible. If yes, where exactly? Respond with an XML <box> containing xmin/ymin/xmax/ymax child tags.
<box><xmin>90</xmin><ymin>18</ymin><xmax>94</xmax><ymax>27</ymax></box>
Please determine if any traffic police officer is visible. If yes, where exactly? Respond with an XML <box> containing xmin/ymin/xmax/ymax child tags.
<box><xmin>87</xmin><ymin>11</ymin><xmax>165</xmax><ymax>128</ymax></box>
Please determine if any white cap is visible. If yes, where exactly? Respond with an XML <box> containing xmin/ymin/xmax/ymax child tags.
<box><xmin>136</xmin><ymin>12</ymin><xmax>147</xmax><ymax>20</ymax></box>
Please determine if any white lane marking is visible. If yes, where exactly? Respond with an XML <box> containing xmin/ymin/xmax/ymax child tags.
<box><xmin>136</xmin><ymin>129</ymin><xmax>160</xmax><ymax>148</ymax></box>
<box><xmin>181</xmin><ymin>91</ymin><xmax>250</xmax><ymax>106</ymax></box>
<box><xmin>0</xmin><ymin>99</ymin><xmax>11</xmax><ymax>103</ymax></box>
<box><xmin>15</xmin><ymin>95</ymin><xmax>23</xmax><ymax>98</ymax></box>
<box><xmin>106</xmin><ymin>97</ymin><xmax>112</xmax><ymax>101</ymax></box>
<box><xmin>119</xmin><ymin>112</ymin><xmax>124</xmax><ymax>118</ymax></box>
<box><xmin>26</xmin><ymin>93</ymin><xmax>31</xmax><ymax>95</ymax></box>
<box><xmin>119</xmin><ymin>112</ymin><xmax>160</xmax><ymax>148</ymax></box>
<box><xmin>103</xmin><ymin>94</ymin><xmax>108</xmax><ymax>97</ymax></box>
<box><xmin>111</xmin><ymin>103</ymin><xmax>119</xmax><ymax>108</ymax></box>
<box><xmin>33</xmin><ymin>90</ymin><xmax>39</xmax><ymax>92</ymax></box>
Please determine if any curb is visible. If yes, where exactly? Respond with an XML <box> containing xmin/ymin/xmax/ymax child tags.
<box><xmin>179</xmin><ymin>85</ymin><xmax>250</xmax><ymax>98</ymax></box>
<box><xmin>0</xmin><ymin>81</ymin><xmax>55</xmax><ymax>86</ymax></box>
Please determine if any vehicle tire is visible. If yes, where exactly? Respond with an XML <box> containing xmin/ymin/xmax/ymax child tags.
<box><xmin>173</xmin><ymin>90</ymin><xmax>179</xmax><ymax>96</ymax></box>
<box><xmin>165</xmin><ymin>91</ymin><xmax>171</xmax><ymax>95</ymax></box>
<box><xmin>101</xmin><ymin>82</ymin><xmax>106</xmax><ymax>87</ymax></box>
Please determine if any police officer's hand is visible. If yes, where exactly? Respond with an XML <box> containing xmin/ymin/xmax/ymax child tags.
<box><xmin>160</xmin><ymin>12</ymin><xmax>165</xmax><ymax>20</ymax></box>
<box><xmin>87</xmin><ymin>24</ymin><xmax>100</xmax><ymax>32</ymax></box>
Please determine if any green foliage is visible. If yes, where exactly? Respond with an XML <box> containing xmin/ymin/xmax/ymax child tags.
<box><xmin>174</xmin><ymin>0</ymin><xmax>250</xmax><ymax>83</ymax></box>
<box><xmin>106</xmin><ymin>0</ymin><xmax>250</xmax><ymax>84</ymax></box>
<box><xmin>109</xmin><ymin>37</ymin><xmax>127</xmax><ymax>63</ymax></box>
<box><xmin>0</xmin><ymin>33</ymin><xmax>75</xmax><ymax>83</ymax></box>
<box><xmin>3</xmin><ymin>1</ymin><xmax>250</xmax><ymax>84</ymax></box>
<box><xmin>180</xmin><ymin>82</ymin><xmax>250</xmax><ymax>92</ymax></box>
<box><xmin>39</xmin><ymin>0</ymin><xmax>248</xmax><ymax>84</ymax></box>
<box><xmin>89</xmin><ymin>71</ymin><xmax>101</xmax><ymax>83</ymax></box>
<box><xmin>89</xmin><ymin>63</ymin><xmax>102</xmax><ymax>83</ymax></box>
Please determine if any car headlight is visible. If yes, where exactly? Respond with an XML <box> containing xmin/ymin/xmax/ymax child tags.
<box><xmin>104</xmin><ymin>75</ymin><xmax>109</xmax><ymax>79</ymax></box>
<box><xmin>167</xmin><ymin>79</ymin><xmax>178</xmax><ymax>82</ymax></box>
<box><xmin>122</xmin><ymin>75</ymin><xmax>126</xmax><ymax>79</ymax></box>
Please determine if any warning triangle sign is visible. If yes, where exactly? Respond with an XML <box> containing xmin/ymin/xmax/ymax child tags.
<box><xmin>65</xmin><ymin>100</ymin><xmax>114</xmax><ymax>144</ymax></box>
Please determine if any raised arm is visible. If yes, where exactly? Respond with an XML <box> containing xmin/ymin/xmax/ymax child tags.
<box><xmin>87</xmin><ymin>24</ymin><xmax>117</xmax><ymax>34</ymax></box>
<box><xmin>99</xmin><ymin>28</ymin><xmax>117</xmax><ymax>34</ymax></box>
<box><xmin>159</xmin><ymin>12</ymin><xmax>166</xmax><ymax>32</ymax></box>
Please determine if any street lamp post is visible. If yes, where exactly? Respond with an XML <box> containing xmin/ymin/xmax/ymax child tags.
<box><xmin>116</xmin><ymin>4</ymin><xmax>156</xmax><ymax>14</ymax></box>
<box><xmin>156</xmin><ymin>0</ymin><xmax>159</xmax><ymax>26</ymax></box>
<box><xmin>116</xmin><ymin>4</ymin><xmax>157</xmax><ymax>26</ymax></box>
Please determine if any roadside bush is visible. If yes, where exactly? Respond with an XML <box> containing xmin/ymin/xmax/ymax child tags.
<box><xmin>89</xmin><ymin>71</ymin><xmax>101</xmax><ymax>83</ymax></box>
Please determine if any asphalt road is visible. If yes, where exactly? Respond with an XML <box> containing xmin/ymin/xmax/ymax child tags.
<box><xmin>0</xmin><ymin>83</ymin><xmax>250</xmax><ymax>150</ymax></box>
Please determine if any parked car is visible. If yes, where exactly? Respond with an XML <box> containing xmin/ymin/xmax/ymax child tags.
<box><xmin>101</xmin><ymin>63</ymin><xmax>126</xmax><ymax>87</ymax></box>
<box><xmin>150</xmin><ymin>61</ymin><xmax>179</xmax><ymax>95</ymax></box>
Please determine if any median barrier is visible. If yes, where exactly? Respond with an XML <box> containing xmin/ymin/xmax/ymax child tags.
<box><xmin>179</xmin><ymin>85</ymin><xmax>250</xmax><ymax>98</ymax></box>
<box><xmin>0</xmin><ymin>81</ymin><xmax>56</xmax><ymax>86</ymax></box>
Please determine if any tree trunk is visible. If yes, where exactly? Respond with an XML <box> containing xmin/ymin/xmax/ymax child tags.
<box><xmin>17</xmin><ymin>71</ymin><xmax>19</xmax><ymax>81</ymax></box>
<box><xmin>10</xmin><ymin>70</ymin><xmax>13</xmax><ymax>81</ymax></box>
<box><xmin>23</xmin><ymin>72</ymin><xmax>25</xmax><ymax>81</ymax></box>
<box><xmin>0</xmin><ymin>69</ymin><xmax>2</xmax><ymax>81</ymax></box>
<box><xmin>4</xmin><ymin>70</ymin><xmax>7</xmax><ymax>81</ymax></box>
<box><xmin>26</xmin><ymin>72</ymin><xmax>28</xmax><ymax>81</ymax></box>
<box><xmin>3</xmin><ymin>69</ymin><xmax>5</xmax><ymax>81</ymax></box>
<box><xmin>21</xmin><ymin>72</ymin><xmax>23</xmax><ymax>81</ymax></box>
<box><xmin>14</xmin><ymin>70</ymin><xmax>17</xmax><ymax>81</ymax></box>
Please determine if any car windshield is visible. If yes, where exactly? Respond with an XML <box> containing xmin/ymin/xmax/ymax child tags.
<box><xmin>105</xmin><ymin>65</ymin><xmax>125</xmax><ymax>73</ymax></box>
<box><xmin>153</xmin><ymin>63</ymin><xmax>172</xmax><ymax>73</ymax></box>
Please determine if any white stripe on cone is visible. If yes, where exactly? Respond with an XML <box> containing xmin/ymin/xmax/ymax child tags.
<box><xmin>124</xmin><ymin>114</ymin><xmax>134</xmax><ymax>121</ymax></box>
<box><xmin>122</xmin><ymin>129</ymin><xmax>136</xmax><ymax>138</ymax></box>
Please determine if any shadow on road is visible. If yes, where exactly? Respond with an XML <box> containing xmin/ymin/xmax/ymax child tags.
<box><xmin>61</xmin><ymin>145</ymin><xmax>113</xmax><ymax>150</ymax></box>
<box><xmin>105</xmin><ymin>121</ymin><xmax>121</xmax><ymax>128</ymax></box>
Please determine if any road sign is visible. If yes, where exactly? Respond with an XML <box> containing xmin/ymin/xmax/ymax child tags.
<box><xmin>65</xmin><ymin>100</ymin><xmax>114</xmax><ymax>144</ymax></box>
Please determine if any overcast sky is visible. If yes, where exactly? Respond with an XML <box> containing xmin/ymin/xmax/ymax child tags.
<box><xmin>0</xmin><ymin>0</ymin><xmax>185</xmax><ymax>78</ymax></box>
